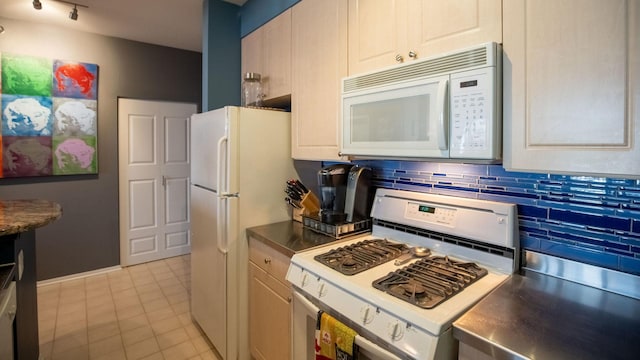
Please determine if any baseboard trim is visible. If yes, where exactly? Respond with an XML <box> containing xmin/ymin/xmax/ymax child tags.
<box><xmin>37</xmin><ymin>265</ymin><xmax>123</xmax><ymax>287</ymax></box>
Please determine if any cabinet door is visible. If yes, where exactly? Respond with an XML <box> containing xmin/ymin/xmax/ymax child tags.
<box><xmin>249</xmin><ymin>263</ymin><xmax>291</xmax><ymax>360</ymax></box>
<box><xmin>241</xmin><ymin>10</ymin><xmax>292</xmax><ymax>102</ymax></box>
<box><xmin>407</xmin><ymin>0</ymin><xmax>502</xmax><ymax>60</ymax></box>
<box><xmin>292</xmin><ymin>0</ymin><xmax>348</xmax><ymax>160</ymax></box>
<box><xmin>347</xmin><ymin>0</ymin><xmax>502</xmax><ymax>75</ymax></box>
<box><xmin>262</xmin><ymin>9</ymin><xmax>292</xmax><ymax>100</ymax></box>
<box><xmin>503</xmin><ymin>0</ymin><xmax>640</xmax><ymax>177</ymax></box>
<box><xmin>347</xmin><ymin>0</ymin><xmax>406</xmax><ymax>75</ymax></box>
<box><xmin>241</xmin><ymin>29</ymin><xmax>262</xmax><ymax>81</ymax></box>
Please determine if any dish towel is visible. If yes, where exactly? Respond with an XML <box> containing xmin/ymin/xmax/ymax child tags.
<box><xmin>315</xmin><ymin>310</ymin><xmax>358</xmax><ymax>360</ymax></box>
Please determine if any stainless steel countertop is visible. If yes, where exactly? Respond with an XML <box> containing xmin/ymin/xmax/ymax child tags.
<box><xmin>453</xmin><ymin>270</ymin><xmax>640</xmax><ymax>360</ymax></box>
<box><xmin>246</xmin><ymin>220</ymin><xmax>354</xmax><ymax>258</ymax></box>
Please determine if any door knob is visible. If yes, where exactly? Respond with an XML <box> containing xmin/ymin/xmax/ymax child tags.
<box><xmin>395</xmin><ymin>54</ymin><xmax>404</xmax><ymax>63</ymax></box>
<box><xmin>408</xmin><ymin>51</ymin><xmax>417</xmax><ymax>59</ymax></box>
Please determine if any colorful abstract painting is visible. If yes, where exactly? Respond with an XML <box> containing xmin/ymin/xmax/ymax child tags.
<box><xmin>0</xmin><ymin>53</ymin><xmax>98</xmax><ymax>177</ymax></box>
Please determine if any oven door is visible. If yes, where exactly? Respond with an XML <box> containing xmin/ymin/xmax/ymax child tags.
<box><xmin>292</xmin><ymin>291</ymin><xmax>403</xmax><ymax>360</ymax></box>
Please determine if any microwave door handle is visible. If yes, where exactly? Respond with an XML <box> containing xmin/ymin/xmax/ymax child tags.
<box><xmin>436</xmin><ymin>79</ymin><xmax>449</xmax><ymax>150</ymax></box>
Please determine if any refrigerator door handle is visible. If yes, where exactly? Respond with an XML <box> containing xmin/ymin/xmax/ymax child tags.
<box><xmin>216</xmin><ymin>135</ymin><xmax>229</xmax><ymax>254</ymax></box>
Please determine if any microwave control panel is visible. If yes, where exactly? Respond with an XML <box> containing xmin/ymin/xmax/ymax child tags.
<box><xmin>449</xmin><ymin>67</ymin><xmax>498</xmax><ymax>159</ymax></box>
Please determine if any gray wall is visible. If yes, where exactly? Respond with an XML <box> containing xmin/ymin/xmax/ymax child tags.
<box><xmin>0</xmin><ymin>17</ymin><xmax>202</xmax><ymax>280</ymax></box>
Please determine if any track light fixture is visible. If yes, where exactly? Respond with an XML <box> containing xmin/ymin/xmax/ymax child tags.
<box><xmin>69</xmin><ymin>5</ymin><xmax>78</xmax><ymax>20</ymax></box>
<box><xmin>42</xmin><ymin>1</ymin><xmax>89</xmax><ymax>21</ymax></box>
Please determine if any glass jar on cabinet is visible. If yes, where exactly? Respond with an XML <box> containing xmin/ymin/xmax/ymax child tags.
<box><xmin>241</xmin><ymin>72</ymin><xmax>263</xmax><ymax>107</ymax></box>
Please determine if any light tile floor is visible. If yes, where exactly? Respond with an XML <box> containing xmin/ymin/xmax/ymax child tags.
<box><xmin>37</xmin><ymin>255</ymin><xmax>221</xmax><ymax>360</ymax></box>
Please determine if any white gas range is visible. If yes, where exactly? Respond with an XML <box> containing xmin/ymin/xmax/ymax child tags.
<box><xmin>286</xmin><ymin>188</ymin><xmax>519</xmax><ymax>360</ymax></box>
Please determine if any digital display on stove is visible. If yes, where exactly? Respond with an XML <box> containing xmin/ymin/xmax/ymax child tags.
<box><xmin>418</xmin><ymin>205</ymin><xmax>436</xmax><ymax>214</ymax></box>
<box><xmin>406</xmin><ymin>202</ymin><xmax>456</xmax><ymax>225</ymax></box>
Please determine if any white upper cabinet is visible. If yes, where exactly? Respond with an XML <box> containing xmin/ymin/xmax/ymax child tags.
<box><xmin>291</xmin><ymin>0</ymin><xmax>348</xmax><ymax>161</ymax></box>
<box><xmin>503</xmin><ymin>0</ymin><xmax>640</xmax><ymax>177</ymax></box>
<box><xmin>241</xmin><ymin>9</ymin><xmax>292</xmax><ymax>102</ymax></box>
<box><xmin>348</xmin><ymin>0</ymin><xmax>502</xmax><ymax>75</ymax></box>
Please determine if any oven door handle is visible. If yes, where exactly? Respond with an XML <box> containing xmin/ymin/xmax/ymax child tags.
<box><xmin>292</xmin><ymin>291</ymin><xmax>403</xmax><ymax>360</ymax></box>
<box><xmin>293</xmin><ymin>290</ymin><xmax>318</xmax><ymax>314</ymax></box>
<box><xmin>355</xmin><ymin>336</ymin><xmax>403</xmax><ymax>360</ymax></box>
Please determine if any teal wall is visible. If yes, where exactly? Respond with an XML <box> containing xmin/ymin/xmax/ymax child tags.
<box><xmin>203</xmin><ymin>0</ymin><xmax>299</xmax><ymax>109</ymax></box>
<box><xmin>203</xmin><ymin>0</ymin><xmax>241</xmax><ymax>110</ymax></box>
<box><xmin>240</xmin><ymin>0</ymin><xmax>300</xmax><ymax>37</ymax></box>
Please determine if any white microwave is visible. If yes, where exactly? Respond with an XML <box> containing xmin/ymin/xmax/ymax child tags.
<box><xmin>341</xmin><ymin>42</ymin><xmax>501</xmax><ymax>162</ymax></box>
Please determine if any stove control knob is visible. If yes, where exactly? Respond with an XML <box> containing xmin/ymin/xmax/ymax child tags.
<box><xmin>317</xmin><ymin>282</ymin><xmax>328</xmax><ymax>298</ymax></box>
<box><xmin>300</xmin><ymin>273</ymin><xmax>309</xmax><ymax>288</ymax></box>
<box><xmin>360</xmin><ymin>305</ymin><xmax>374</xmax><ymax>325</ymax></box>
<box><xmin>388</xmin><ymin>321</ymin><xmax>404</xmax><ymax>341</ymax></box>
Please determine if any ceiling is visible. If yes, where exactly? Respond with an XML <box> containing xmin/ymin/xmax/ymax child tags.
<box><xmin>0</xmin><ymin>0</ymin><xmax>247</xmax><ymax>52</ymax></box>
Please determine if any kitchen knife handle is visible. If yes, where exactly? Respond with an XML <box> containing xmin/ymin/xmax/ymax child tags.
<box><xmin>295</xmin><ymin>179</ymin><xmax>309</xmax><ymax>193</ymax></box>
<box><xmin>216</xmin><ymin>136</ymin><xmax>229</xmax><ymax>254</ymax></box>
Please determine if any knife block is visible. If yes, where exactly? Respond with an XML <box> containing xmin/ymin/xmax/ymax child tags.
<box><xmin>300</xmin><ymin>192</ymin><xmax>320</xmax><ymax>217</ymax></box>
<box><xmin>292</xmin><ymin>208</ymin><xmax>303</xmax><ymax>222</ymax></box>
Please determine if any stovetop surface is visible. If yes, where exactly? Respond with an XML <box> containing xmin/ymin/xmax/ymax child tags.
<box><xmin>313</xmin><ymin>238</ymin><xmax>409</xmax><ymax>275</ymax></box>
<box><xmin>371</xmin><ymin>255</ymin><xmax>489</xmax><ymax>309</ymax></box>
<box><xmin>289</xmin><ymin>233</ymin><xmax>509</xmax><ymax>336</ymax></box>
<box><xmin>312</xmin><ymin>237</ymin><xmax>491</xmax><ymax>309</ymax></box>
<box><xmin>288</xmin><ymin>188</ymin><xmax>518</xmax><ymax>337</ymax></box>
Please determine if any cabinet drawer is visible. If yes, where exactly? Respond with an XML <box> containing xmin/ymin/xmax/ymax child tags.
<box><xmin>249</xmin><ymin>237</ymin><xmax>291</xmax><ymax>283</ymax></box>
<box><xmin>249</xmin><ymin>262</ymin><xmax>291</xmax><ymax>302</ymax></box>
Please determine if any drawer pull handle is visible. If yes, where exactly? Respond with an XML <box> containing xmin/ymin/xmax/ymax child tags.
<box><xmin>264</xmin><ymin>258</ymin><xmax>271</xmax><ymax>264</ymax></box>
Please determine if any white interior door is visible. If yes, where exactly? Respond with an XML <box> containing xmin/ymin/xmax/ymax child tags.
<box><xmin>118</xmin><ymin>99</ymin><xmax>197</xmax><ymax>266</ymax></box>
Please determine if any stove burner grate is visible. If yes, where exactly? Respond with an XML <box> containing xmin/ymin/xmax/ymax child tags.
<box><xmin>372</xmin><ymin>256</ymin><xmax>488</xmax><ymax>309</ymax></box>
<box><xmin>313</xmin><ymin>239</ymin><xmax>409</xmax><ymax>275</ymax></box>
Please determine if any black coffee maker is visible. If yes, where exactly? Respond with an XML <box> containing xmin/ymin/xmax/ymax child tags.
<box><xmin>317</xmin><ymin>164</ymin><xmax>373</xmax><ymax>224</ymax></box>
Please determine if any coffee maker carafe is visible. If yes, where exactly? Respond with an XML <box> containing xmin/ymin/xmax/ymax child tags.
<box><xmin>317</xmin><ymin>164</ymin><xmax>352</xmax><ymax>224</ymax></box>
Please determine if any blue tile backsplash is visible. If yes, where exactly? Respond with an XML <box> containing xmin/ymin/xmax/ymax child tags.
<box><xmin>354</xmin><ymin>160</ymin><xmax>640</xmax><ymax>276</ymax></box>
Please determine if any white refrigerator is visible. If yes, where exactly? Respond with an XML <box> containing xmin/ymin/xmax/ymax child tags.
<box><xmin>190</xmin><ymin>106</ymin><xmax>296</xmax><ymax>360</ymax></box>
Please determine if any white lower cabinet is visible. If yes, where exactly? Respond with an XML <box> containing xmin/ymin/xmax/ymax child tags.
<box><xmin>503</xmin><ymin>0</ymin><xmax>640</xmax><ymax>177</ymax></box>
<box><xmin>248</xmin><ymin>237</ymin><xmax>292</xmax><ymax>360</ymax></box>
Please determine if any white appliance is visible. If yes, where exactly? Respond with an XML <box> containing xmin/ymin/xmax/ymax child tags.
<box><xmin>190</xmin><ymin>106</ymin><xmax>296</xmax><ymax>360</ymax></box>
<box><xmin>286</xmin><ymin>188</ymin><xmax>518</xmax><ymax>360</ymax></box>
<box><xmin>341</xmin><ymin>42</ymin><xmax>502</xmax><ymax>161</ymax></box>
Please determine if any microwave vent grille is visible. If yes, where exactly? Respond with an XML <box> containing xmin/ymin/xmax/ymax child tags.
<box><xmin>344</xmin><ymin>45</ymin><xmax>490</xmax><ymax>93</ymax></box>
